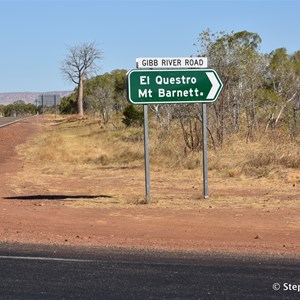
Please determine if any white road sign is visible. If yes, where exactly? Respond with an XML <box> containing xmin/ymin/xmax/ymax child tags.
<box><xmin>136</xmin><ymin>57</ymin><xmax>208</xmax><ymax>69</ymax></box>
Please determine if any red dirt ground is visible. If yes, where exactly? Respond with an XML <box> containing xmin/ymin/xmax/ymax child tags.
<box><xmin>0</xmin><ymin>117</ymin><xmax>299</xmax><ymax>258</ymax></box>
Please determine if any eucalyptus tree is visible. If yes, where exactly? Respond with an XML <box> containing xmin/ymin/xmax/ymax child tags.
<box><xmin>262</xmin><ymin>48</ymin><xmax>300</xmax><ymax>139</ymax></box>
<box><xmin>84</xmin><ymin>70</ymin><xmax>127</xmax><ymax>123</ymax></box>
<box><xmin>195</xmin><ymin>29</ymin><xmax>264</xmax><ymax>145</ymax></box>
<box><xmin>290</xmin><ymin>51</ymin><xmax>300</xmax><ymax>139</ymax></box>
<box><xmin>87</xmin><ymin>86</ymin><xmax>114</xmax><ymax>124</ymax></box>
<box><xmin>61</xmin><ymin>42</ymin><xmax>103</xmax><ymax>117</ymax></box>
<box><xmin>150</xmin><ymin>104</ymin><xmax>175</xmax><ymax>131</ymax></box>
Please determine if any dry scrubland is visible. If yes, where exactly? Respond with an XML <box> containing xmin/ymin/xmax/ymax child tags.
<box><xmin>15</xmin><ymin>114</ymin><xmax>300</xmax><ymax>209</ymax></box>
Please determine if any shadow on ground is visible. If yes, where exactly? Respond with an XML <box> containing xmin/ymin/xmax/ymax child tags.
<box><xmin>3</xmin><ymin>194</ymin><xmax>113</xmax><ymax>201</ymax></box>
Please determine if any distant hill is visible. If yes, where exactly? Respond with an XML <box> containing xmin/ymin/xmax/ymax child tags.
<box><xmin>0</xmin><ymin>91</ymin><xmax>73</xmax><ymax>105</ymax></box>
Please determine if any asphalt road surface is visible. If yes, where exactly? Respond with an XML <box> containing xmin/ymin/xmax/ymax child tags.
<box><xmin>0</xmin><ymin>116</ymin><xmax>34</xmax><ymax>128</ymax></box>
<box><xmin>0</xmin><ymin>243</ymin><xmax>299</xmax><ymax>299</ymax></box>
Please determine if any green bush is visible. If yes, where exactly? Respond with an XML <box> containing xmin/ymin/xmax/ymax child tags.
<box><xmin>59</xmin><ymin>95</ymin><xmax>77</xmax><ymax>114</ymax></box>
<box><xmin>122</xmin><ymin>105</ymin><xmax>143</xmax><ymax>127</ymax></box>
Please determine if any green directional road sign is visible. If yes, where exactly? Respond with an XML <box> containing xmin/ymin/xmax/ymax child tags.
<box><xmin>126</xmin><ymin>69</ymin><xmax>223</xmax><ymax>105</ymax></box>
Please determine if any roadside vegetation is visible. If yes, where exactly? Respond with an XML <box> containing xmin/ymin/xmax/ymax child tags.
<box><xmin>14</xmin><ymin>114</ymin><xmax>300</xmax><ymax>209</ymax></box>
<box><xmin>4</xmin><ymin>29</ymin><xmax>300</xmax><ymax>181</ymax></box>
<box><xmin>0</xmin><ymin>100</ymin><xmax>36</xmax><ymax>117</ymax></box>
<box><xmin>43</xmin><ymin>29</ymin><xmax>300</xmax><ymax>179</ymax></box>
<box><xmin>22</xmin><ymin>112</ymin><xmax>300</xmax><ymax>186</ymax></box>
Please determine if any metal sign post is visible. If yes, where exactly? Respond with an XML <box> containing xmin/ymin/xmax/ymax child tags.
<box><xmin>143</xmin><ymin>105</ymin><xmax>151</xmax><ymax>203</ymax></box>
<box><xmin>202</xmin><ymin>104</ymin><xmax>209</xmax><ymax>199</ymax></box>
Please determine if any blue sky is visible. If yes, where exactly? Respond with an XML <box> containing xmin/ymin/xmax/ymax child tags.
<box><xmin>0</xmin><ymin>0</ymin><xmax>299</xmax><ymax>92</ymax></box>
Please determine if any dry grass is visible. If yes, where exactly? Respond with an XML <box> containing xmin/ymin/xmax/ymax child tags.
<box><xmin>208</xmin><ymin>133</ymin><xmax>300</xmax><ymax>179</ymax></box>
<box><xmin>21</xmin><ymin>118</ymin><xmax>144</xmax><ymax>168</ymax></box>
<box><xmin>20</xmin><ymin>115</ymin><xmax>300</xmax><ymax>177</ymax></box>
<box><xmin>13</xmin><ymin>115</ymin><xmax>300</xmax><ymax>210</ymax></box>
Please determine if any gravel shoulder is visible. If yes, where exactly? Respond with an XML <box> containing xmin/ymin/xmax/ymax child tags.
<box><xmin>0</xmin><ymin>116</ymin><xmax>299</xmax><ymax>258</ymax></box>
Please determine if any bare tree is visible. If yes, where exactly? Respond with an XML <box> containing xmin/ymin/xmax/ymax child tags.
<box><xmin>61</xmin><ymin>42</ymin><xmax>103</xmax><ymax>116</ymax></box>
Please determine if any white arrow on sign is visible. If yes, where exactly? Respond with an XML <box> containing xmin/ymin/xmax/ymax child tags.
<box><xmin>206</xmin><ymin>72</ymin><xmax>221</xmax><ymax>100</ymax></box>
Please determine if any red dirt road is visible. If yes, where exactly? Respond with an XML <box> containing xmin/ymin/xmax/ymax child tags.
<box><xmin>0</xmin><ymin>117</ymin><xmax>299</xmax><ymax>258</ymax></box>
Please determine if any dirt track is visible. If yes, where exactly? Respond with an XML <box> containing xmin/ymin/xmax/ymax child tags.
<box><xmin>0</xmin><ymin>117</ymin><xmax>299</xmax><ymax>257</ymax></box>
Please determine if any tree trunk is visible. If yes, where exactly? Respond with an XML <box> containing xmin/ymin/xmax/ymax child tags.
<box><xmin>77</xmin><ymin>76</ymin><xmax>84</xmax><ymax>117</ymax></box>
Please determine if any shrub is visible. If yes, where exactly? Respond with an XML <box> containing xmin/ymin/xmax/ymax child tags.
<box><xmin>122</xmin><ymin>105</ymin><xmax>143</xmax><ymax>127</ymax></box>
